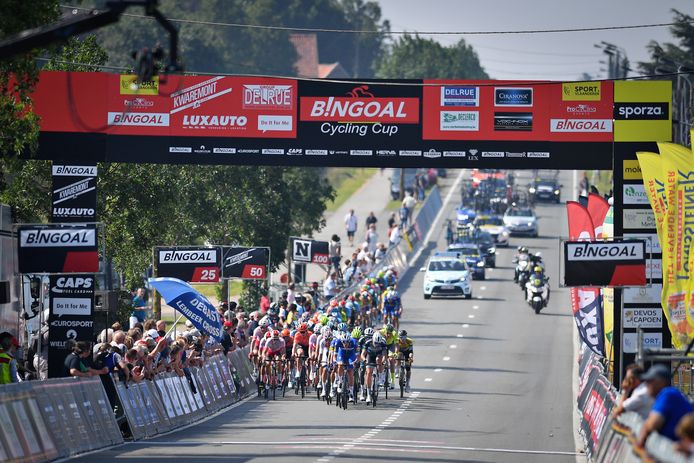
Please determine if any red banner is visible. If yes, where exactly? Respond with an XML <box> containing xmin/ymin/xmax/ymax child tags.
<box><xmin>587</xmin><ymin>193</ymin><xmax>611</xmax><ymax>238</ymax></box>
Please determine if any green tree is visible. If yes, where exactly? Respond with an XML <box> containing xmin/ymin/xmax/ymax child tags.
<box><xmin>376</xmin><ymin>35</ymin><xmax>488</xmax><ymax>80</ymax></box>
<box><xmin>638</xmin><ymin>9</ymin><xmax>694</xmax><ymax>74</ymax></box>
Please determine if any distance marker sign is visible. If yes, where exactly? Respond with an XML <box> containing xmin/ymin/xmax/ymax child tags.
<box><xmin>222</xmin><ymin>247</ymin><xmax>270</xmax><ymax>279</ymax></box>
<box><xmin>155</xmin><ymin>246</ymin><xmax>221</xmax><ymax>283</ymax></box>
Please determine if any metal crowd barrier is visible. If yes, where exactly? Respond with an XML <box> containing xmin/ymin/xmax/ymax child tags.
<box><xmin>114</xmin><ymin>345</ymin><xmax>255</xmax><ymax>441</ymax></box>
<box><xmin>0</xmin><ymin>376</ymin><xmax>122</xmax><ymax>462</ymax></box>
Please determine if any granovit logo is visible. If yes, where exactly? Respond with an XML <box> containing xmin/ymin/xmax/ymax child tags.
<box><xmin>243</xmin><ymin>85</ymin><xmax>293</xmax><ymax>109</ymax></box>
<box><xmin>171</xmin><ymin>77</ymin><xmax>231</xmax><ymax>114</ymax></box>
<box><xmin>20</xmin><ymin>229</ymin><xmax>95</xmax><ymax>247</ymax></box>
<box><xmin>181</xmin><ymin>115</ymin><xmax>248</xmax><ymax>129</ymax></box>
<box><xmin>159</xmin><ymin>250</ymin><xmax>217</xmax><ymax>264</ymax></box>
<box><xmin>108</xmin><ymin>112</ymin><xmax>169</xmax><ymax>126</ymax></box>
<box><xmin>52</xmin><ymin>165</ymin><xmax>97</xmax><ymax>176</ymax></box>
<box><xmin>614</xmin><ymin>103</ymin><xmax>669</xmax><ymax>120</ymax></box>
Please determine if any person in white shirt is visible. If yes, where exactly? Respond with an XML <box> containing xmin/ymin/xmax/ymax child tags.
<box><xmin>365</xmin><ymin>223</ymin><xmax>378</xmax><ymax>254</ymax></box>
<box><xmin>402</xmin><ymin>194</ymin><xmax>416</xmax><ymax>227</ymax></box>
<box><xmin>613</xmin><ymin>364</ymin><xmax>654</xmax><ymax>420</ymax></box>
<box><xmin>344</xmin><ymin>209</ymin><xmax>358</xmax><ymax>245</ymax></box>
<box><xmin>323</xmin><ymin>272</ymin><xmax>338</xmax><ymax>299</ymax></box>
<box><xmin>389</xmin><ymin>224</ymin><xmax>401</xmax><ymax>247</ymax></box>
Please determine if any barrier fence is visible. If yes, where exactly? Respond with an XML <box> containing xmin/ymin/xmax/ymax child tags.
<box><xmin>577</xmin><ymin>344</ymin><xmax>688</xmax><ymax>462</ymax></box>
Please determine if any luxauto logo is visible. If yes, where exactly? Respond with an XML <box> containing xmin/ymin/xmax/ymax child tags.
<box><xmin>614</xmin><ymin>103</ymin><xmax>669</xmax><ymax>120</ymax></box>
<box><xmin>300</xmin><ymin>86</ymin><xmax>419</xmax><ymax>123</ymax></box>
<box><xmin>159</xmin><ymin>249</ymin><xmax>217</xmax><ymax>264</ymax></box>
<box><xmin>440</xmin><ymin>86</ymin><xmax>479</xmax><ymax>107</ymax></box>
<box><xmin>243</xmin><ymin>85</ymin><xmax>293</xmax><ymax>109</ymax></box>
<box><xmin>494</xmin><ymin>88</ymin><xmax>533</xmax><ymax>107</ymax></box>
<box><xmin>181</xmin><ymin>115</ymin><xmax>248</xmax><ymax>129</ymax></box>
<box><xmin>20</xmin><ymin>229</ymin><xmax>95</xmax><ymax>247</ymax></box>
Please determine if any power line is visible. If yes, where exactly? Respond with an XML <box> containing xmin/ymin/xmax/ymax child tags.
<box><xmin>481</xmin><ymin>58</ymin><xmax>600</xmax><ymax>66</ymax></box>
<box><xmin>472</xmin><ymin>45</ymin><xmax>601</xmax><ymax>58</ymax></box>
<box><xmin>59</xmin><ymin>4</ymin><xmax>690</xmax><ymax>36</ymax></box>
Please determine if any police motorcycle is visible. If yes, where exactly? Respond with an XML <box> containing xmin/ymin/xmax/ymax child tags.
<box><xmin>525</xmin><ymin>272</ymin><xmax>550</xmax><ymax>314</ymax></box>
<box><xmin>513</xmin><ymin>246</ymin><xmax>531</xmax><ymax>286</ymax></box>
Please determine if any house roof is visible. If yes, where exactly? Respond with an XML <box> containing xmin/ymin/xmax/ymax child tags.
<box><xmin>289</xmin><ymin>33</ymin><xmax>319</xmax><ymax>78</ymax></box>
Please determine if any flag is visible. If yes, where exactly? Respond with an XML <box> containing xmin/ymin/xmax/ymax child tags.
<box><xmin>587</xmin><ymin>193</ymin><xmax>610</xmax><ymax>239</ymax></box>
<box><xmin>567</xmin><ymin>201</ymin><xmax>605</xmax><ymax>356</ymax></box>
<box><xmin>148</xmin><ymin>277</ymin><xmax>223</xmax><ymax>342</ymax></box>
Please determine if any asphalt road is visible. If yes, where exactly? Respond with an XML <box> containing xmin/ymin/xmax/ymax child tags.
<box><xmin>71</xmin><ymin>169</ymin><xmax>582</xmax><ymax>463</ymax></box>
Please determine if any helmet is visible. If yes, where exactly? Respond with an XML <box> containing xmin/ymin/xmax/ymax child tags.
<box><xmin>373</xmin><ymin>332</ymin><xmax>385</xmax><ymax>344</ymax></box>
<box><xmin>281</xmin><ymin>328</ymin><xmax>290</xmax><ymax>337</ymax></box>
<box><xmin>398</xmin><ymin>329</ymin><xmax>408</xmax><ymax>337</ymax></box>
<box><xmin>319</xmin><ymin>315</ymin><xmax>329</xmax><ymax>326</ymax></box>
<box><xmin>299</xmin><ymin>322</ymin><xmax>308</xmax><ymax>333</ymax></box>
<box><xmin>321</xmin><ymin>326</ymin><xmax>332</xmax><ymax>337</ymax></box>
<box><xmin>264</xmin><ymin>331</ymin><xmax>272</xmax><ymax>339</ymax></box>
<box><xmin>517</xmin><ymin>246</ymin><xmax>523</xmax><ymax>252</ymax></box>
<box><xmin>339</xmin><ymin>299</ymin><xmax>346</xmax><ymax>307</ymax></box>
<box><xmin>364</xmin><ymin>327</ymin><xmax>375</xmax><ymax>337</ymax></box>
<box><xmin>535</xmin><ymin>252</ymin><xmax>542</xmax><ymax>258</ymax></box>
<box><xmin>271</xmin><ymin>329</ymin><xmax>280</xmax><ymax>340</ymax></box>
<box><xmin>534</xmin><ymin>266</ymin><xmax>543</xmax><ymax>273</ymax></box>
<box><xmin>386</xmin><ymin>291</ymin><xmax>399</xmax><ymax>301</ymax></box>
<box><xmin>370</xmin><ymin>277</ymin><xmax>377</xmax><ymax>284</ymax></box>
<box><xmin>360</xmin><ymin>291</ymin><xmax>370</xmax><ymax>299</ymax></box>
<box><xmin>329</xmin><ymin>299</ymin><xmax>338</xmax><ymax>308</ymax></box>
<box><xmin>338</xmin><ymin>322</ymin><xmax>349</xmax><ymax>333</ymax></box>
<box><xmin>339</xmin><ymin>331</ymin><xmax>351</xmax><ymax>343</ymax></box>
<box><xmin>520</xmin><ymin>246</ymin><xmax>528</xmax><ymax>253</ymax></box>
<box><xmin>361</xmin><ymin>285</ymin><xmax>369</xmax><ymax>292</ymax></box>
<box><xmin>384</xmin><ymin>323</ymin><xmax>394</xmax><ymax>333</ymax></box>
<box><xmin>307</xmin><ymin>321</ymin><xmax>315</xmax><ymax>332</ymax></box>
<box><xmin>351</xmin><ymin>327</ymin><xmax>362</xmax><ymax>339</ymax></box>
<box><xmin>377</xmin><ymin>271</ymin><xmax>385</xmax><ymax>279</ymax></box>
<box><xmin>259</xmin><ymin>317</ymin><xmax>271</xmax><ymax>328</ymax></box>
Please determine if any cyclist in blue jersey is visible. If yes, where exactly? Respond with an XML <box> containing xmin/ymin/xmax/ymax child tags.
<box><xmin>330</xmin><ymin>331</ymin><xmax>358</xmax><ymax>402</ymax></box>
<box><xmin>382</xmin><ymin>287</ymin><xmax>403</xmax><ymax>330</ymax></box>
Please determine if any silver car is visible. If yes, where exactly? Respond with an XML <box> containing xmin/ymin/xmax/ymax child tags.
<box><xmin>503</xmin><ymin>207</ymin><xmax>539</xmax><ymax>237</ymax></box>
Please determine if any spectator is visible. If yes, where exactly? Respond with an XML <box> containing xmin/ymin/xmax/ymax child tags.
<box><xmin>259</xmin><ymin>294</ymin><xmax>270</xmax><ymax>314</ymax></box>
<box><xmin>0</xmin><ymin>332</ymin><xmax>19</xmax><ymax>384</ymax></box>
<box><xmin>365</xmin><ymin>223</ymin><xmax>378</xmax><ymax>254</ymax></box>
<box><xmin>220</xmin><ymin>321</ymin><xmax>234</xmax><ymax>355</ymax></box>
<box><xmin>389</xmin><ymin>224</ymin><xmax>401</xmax><ymax>247</ymax></box>
<box><xmin>613</xmin><ymin>364</ymin><xmax>653</xmax><ymax>420</ymax></box>
<box><xmin>344</xmin><ymin>209</ymin><xmax>358</xmax><ymax>246</ymax></box>
<box><xmin>246</xmin><ymin>311</ymin><xmax>259</xmax><ymax>339</ymax></box>
<box><xmin>323</xmin><ymin>272</ymin><xmax>338</xmax><ymax>299</ymax></box>
<box><xmin>224</xmin><ymin>301</ymin><xmax>238</xmax><ymax>322</ymax></box>
<box><xmin>374</xmin><ymin>242</ymin><xmax>387</xmax><ymax>263</ymax></box>
<box><xmin>123</xmin><ymin>348</ymin><xmax>144</xmax><ymax>384</ymax></box>
<box><xmin>343</xmin><ymin>259</ymin><xmax>355</xmax><ymax>284</ymax></box>
<box><xmin>64</xmin><ymin>341</ymin><xmax>107</xmax><ymax>378</ymax></box>
<box><xmin>328</xmin><ymin>235</ymin><xmax>342</xmax><ymax>276</ymax></box>
<box><xmin>638</xmin><ymin>364</ymin><xmax>694</xmax><ymax>446</ymax></box>
<box><xmin>111</xmin><ymin>330</ymin><xmax>127</xmax><ymax>353</ymax></box>
<box><xmin>156</xmin><ymin>319</ymin><xmax>166</xmax><ymax>336</ymax></box>
<box><xmin>387</xmin><ymin>212</ymin><xmax>397</xmax><ymax>230</ymax></box>
<box><xmin>307</xmin><ymin>281</ymin><xmax>321</xmax><ymax>305</ymax></box>
<box><xmin>402</xmin><ymin>193</ymin><xmax>416</xmax><ymax>227</ymax></box>
<box><xmin>365</xmin><ymin>211</ymin><xmax>378</xmax><ymax>228</ymax></box>
<box><xmin>93</xmin><ymin>328</ymin><xmax>114</xmax><ymax>355</ymax></box>
<box><xmin>131</xmin><ymin>288</ymin><xmax>148</xmax><ymax>323</ymax></box>
<box><xmin>676</xmin><ymin>413</ymin><xmax>694</xmax><ymax>457</ymax></box>
<box><xmin>111</xmin><ymin>322</ymin><xmax>122</xmax><ymax>332</ymax></box>
<box><xmin>143</xmin><ymin>319</ymin><xmax>156</xmax><ymax>331</ymax></box>
<box><xmin>286</xmin><ymin>283</ymin><xmax>296</xmax><ymax>305</ymax></box>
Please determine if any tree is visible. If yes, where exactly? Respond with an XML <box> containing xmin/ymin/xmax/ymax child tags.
<box><xmin>376</xmin><ymin>35</ymin><xmax>488</xmax><ymax>80</ymax></box>
<box><xmin>638</xmin><ymin>9</ymin><xmax>694</xmax><ymax>74</ymax></box>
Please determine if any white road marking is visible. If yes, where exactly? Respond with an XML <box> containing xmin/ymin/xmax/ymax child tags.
<box><xmin>468</xmin><ymin>314</ymin><xmax>475</xmax><ymax>319</ymax></box>
<box><xmin>424</xmin><ymin>377</ymin><xmax>433</xmax><ymax>382</ymax></box>
<box><xmin>480</xmin><ymin>286</ymin><xmax>487</xmax><ymax>291</ymax></box>
<box><xmin>449</xmin><ymin>344</ymin><xmax>457</xmax><ymax>349</ymax></box>
<box><xmin>473</xmin><ymin>305</ymin><xmax>479</xmax><ymax>309</ymax></box>
<box><xmin>434</xmin><ymin>368</ymin><xmax>442</xmax><ymax>372</ymax></box>
<box><xmin>477</xmin><ymin>295</ymin><xmax>484</xmax><ymax>299</ymax></box>
<box><xmin>457</xmin><ymin>334</ymin><xmax>464</xmax><ymax>338</ymax></box>
<box><xmin>443</xmin><ymin>356</ymin><xmax>450</xmax><ymax>361</ymax></box>
<box><xmin>462</xmin><ymin>324</ymin><xmax>470</xmax><ymax>328</ymax></box>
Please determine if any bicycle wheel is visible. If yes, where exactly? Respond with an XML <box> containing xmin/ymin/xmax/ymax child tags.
<box><xmin>372</xmin><ymin>378</ymin><xmax>377</xmax><ymax>408</ymax></box>
<box><xmin>384</xmin><ymin>372</ymin><xmax>389</xmax><ymax>400</ymax></box>
<box><xmin>399</xmin><ymin>372</ymin><xmax>405</xmax><ymax>398</ymax></box>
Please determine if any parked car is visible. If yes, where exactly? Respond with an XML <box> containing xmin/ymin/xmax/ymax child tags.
<box><xmin>503</xmin><ymin>207</ymin><xmax>539</xmax><ymax>237</ymax></box>
<box><xmin>421</xmin><ymin>251</ymin><xmax>473</xmax><ymax>299</ymax></box>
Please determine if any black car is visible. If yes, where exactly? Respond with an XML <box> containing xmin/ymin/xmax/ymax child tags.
<box><xmin>452</xmin><ymin>230</ymin><xmax>496</xmax><ymax>268</ymax></box>
<box><xmin>528</xmin><ymin>179</ymin><xmax>562</xmax><ymax>203</ymax></box>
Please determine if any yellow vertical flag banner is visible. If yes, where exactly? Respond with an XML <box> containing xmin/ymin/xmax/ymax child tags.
<box><xmin>637</xmin><ymin>151</ymin><xmax>687</xmax><ymax>348</ymax></box>
<box><xmin>658</xmin><ymin>142</ymin><xmax>694</xmax><ymax>341</ymax></box>
<box><xmin>601</xmin><ymin>207</ymin><xmax>614</xmax><ymax>362</ymax></box>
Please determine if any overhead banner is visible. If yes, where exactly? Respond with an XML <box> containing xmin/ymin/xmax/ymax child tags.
<box><xmin>17</xmin><ymin>224</ymin><xmax>99</xmax><ymax>274</ymax></box>
<box><xmin>290</xmin><ymin>237</ymin><xmax>329</xmax><ymax>265</ymax></box>
<box><xmin>222</xmin><ymin>246</ymin><xmax>270</xmax><ymax>279</ymax></box>
<box><xmin>155</xmin><ymin>246</ymin><xmax>221</xmax><ymax>283</ymax></box>
<box><xmin>564</xmin><ymin>240</ymin><xmax>646</xmax><ymax>287</ymax></box>
<box><xmin>27</xmin><ymin>72</ymin><xmax>672</xmax><ymax>169</ymax></box>
<box><xmin>48</xmin><ymin>274</ymin><xmax>95</xmax><ymax>378</ymax></box>
<box><xmin>50</xmin><ymin>163</ymin><xmax>97</xmax><ymax>223</ymax></box>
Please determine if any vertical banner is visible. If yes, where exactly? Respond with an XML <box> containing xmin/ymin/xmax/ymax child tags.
<box><xmin>47</xmin><ymin>274</ymin><xmax>95</xmax><ymax>378</ymax></box>
<box><xmin>586</xmin><ymin>193</ymin><xmax>610</xmax><ymax>239</ymax></box>
<box><xmin>567</xmin><ymin>201</ymin><xmax>605</xmax><ymax>355</ymax></box>
<box><xmin>51</xmin><ymin>164</ymin><xmax>97</xmax><ymax>223</ymax></box>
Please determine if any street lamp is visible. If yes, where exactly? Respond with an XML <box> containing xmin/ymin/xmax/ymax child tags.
<box><xmin>655</xmin><ymin>56</ymin><xmax>694</xmax><ymax>146</ymax></box>
<box><xmin>594</xmin><ymin>42</ymin><xmax>628</xmax><ymax>79</ymax></box>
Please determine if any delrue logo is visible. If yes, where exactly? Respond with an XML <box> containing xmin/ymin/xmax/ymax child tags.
<box><xmin>108</xmin><ymin>112</ymin><xmax>169</xmax><ymax>127</ymax></box>
<box><xmin>119</xmin><ymin>75</ymin><xmax>159</xmax><ymax>95</ymax></box>
<box><xmin>562</xmin><ymin>82</ymin><xmax>601</xmax><ymax>101</ymax></box>
<box><xmin>550</xmin><ymin>119</ymin><xmax>612</xmax><ymax>132</ymax></box>
<box><xmin>181</xmin><ymin>115</ymin><xmax>248</xmax><ymax>129</ymax></box>
<box><xmin>494</xmin><ymin>112</ymin><xmax>533</xmax><ymax>131</ymax></box>
<box><xmin>300</xmin><ymin>85</ymin><xmax>419</xmax><ymax>123</ymax></box>
<box><xmin>20</xmin><ymin>229</ymin><xmax>95</xmax><ymax>247</ymax></box>
<box><xmin>159</xmin><ymin>249</ymin><xmax>217</xmax><ymax>264</ymax></box>
<box><xmin>440</xmin><ymin>111</ymin><xmax>479</xmax><ymax>131</ymax></box>
<box><xmin>494</xmin><ymin>87</ymin><xmax>533</xmax><ymax>107</ymax></box>
<box><xmin>170</xmin><ymin>76</ymin><xmax>231</xmax><ymax>114</ymax></box>
<box><xmin>52</xmin><ymin>165</ymin><xmax>97</xmax><ymax>177</ymax></box>
<box><xmin>243</xmin><ymin>85</ymin><xmax>293</xmax><ymax>109</ymax></box>
<box><xmin>614</xmin><ymin>103</ymin><xmax>669</xmax><ymax>120</ymax></box>
<box><xmin>440</xmin><ymin>86</ymin><xmax>479</xmax><ymax>107</ymax></box>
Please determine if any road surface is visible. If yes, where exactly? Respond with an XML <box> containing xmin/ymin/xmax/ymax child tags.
<box><xmin>72</xmin><ymin>169</ymin><xmax>582</xmax><ymax>463</ymax></box>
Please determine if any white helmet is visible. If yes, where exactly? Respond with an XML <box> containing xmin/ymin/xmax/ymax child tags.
<box><xmin>364</xmin><ymin>327</ymin><xmax>375</xmax><ymax>337</ymax></box>
<box><xmin>321</xmin><ymin>326</ymin><xmax>332</xmax><ymax>337</ymax></box>
<box><xmin>373</xmin><ymin>332</ymin><xmax>385</xmax><ymax>344</ymax></box>
<box><xmin>259</xmin><ymin>316</ymin><xmax>271</xmax><ymax>328</ymax></box>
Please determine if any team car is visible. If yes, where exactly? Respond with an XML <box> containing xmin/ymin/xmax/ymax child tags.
<box><xmin>445</xmin><ymin>244</ymin><xmax>485</xmax><ymax>280</ymax></box>
<box><xmin>529</xmin><ymin>178</ymin><xmax>562</xmax><ymax>203</ymax></box>
<box><xmin>473</xmin><ymin>215</ymin><xmax>510</xmax><ymax>247</ymax></box>
<box><xmin>456</xmin><ymin>206</ymin><xmax>476</xmax><ymax>229</ymax></box>
<box><xmin>450</xmin><ymin>230</ymin><xmax>496</xmax><ymax>268</ymax></box>
<box><xmin>503</xmin><ymin>207</ymin><xmax>539</xmax><ymax>237</ymax></box>
<box><xmin>421</xmin><ymin>252</ymin><xmax>473</xmax><ymax>299</ymax></box>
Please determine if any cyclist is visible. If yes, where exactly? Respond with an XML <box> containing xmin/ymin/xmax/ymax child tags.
<box><xmin>292</xmin><ymin>322</ymin><xmax>311</xmax><ymax>387</ymax></box>
<box><xmin>318</xmin><ymin>326</ymin><xmax>333</xmax><ymax>398</ymax></box>
<box><xmin>259</xmin><ymin>330</ymin><xmax>286</xmax><ymax>388</ymax></box>
<box><xmin>396</xmin><ymin>329</ymin><xmax>414</xmax><ymax>393</ymax></box>
<box><xmin>250</xmin><ymin>317</ymin><xmax>272</xmax><ymax>372</ymax></box>
<box><xmin>332</xmin><ymin>331</ymin><xmax>358</xmax><ymax>402</ymax></box>
<box><xmin>358</xmin><ymin>289</ymin><xmax>372</xmax><ymax>327</ymax></box>
<box><xmin>361</xmin><ymin>331</ymin><xmax>387</xmax><ymax>403</ymax></box>
<box><xmin>379</xmin><ymin>323</ymin><xmax>399</xmax><ymax>389</ymax></box>
<box><xmin>308</xmin><ymin>323</ymin><xmax>320</xmax><ymax>387</ymax></box>
<box><xmin>382</xmin><ymin>287</ymin><xmax>403</xmax><ymax>329</ymax></box>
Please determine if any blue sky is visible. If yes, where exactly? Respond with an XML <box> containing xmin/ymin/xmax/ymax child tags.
<box><xmin>376</xmin><ymin>0</ymin><xmax>694</xmax><ymax>80</ymax></box>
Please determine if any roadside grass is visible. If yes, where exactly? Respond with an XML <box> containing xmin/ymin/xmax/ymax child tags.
<box><xmin>325</xmin><ymin>168</ymin><xmax>377</xmax><ymax>212</ymax></box>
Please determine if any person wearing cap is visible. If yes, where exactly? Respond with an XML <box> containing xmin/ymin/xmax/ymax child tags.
<box><xmin>220</xmin><ymin>320</ymin><xmax>234</xmax><ymax>355</ymax></box>
<box><xmin>638</xmin><ymin>364</ymin><xmax>694</xmax><ymax>446</ymax></box>
<box><xmin>613</xmin><ymin>364</ymin><xmax>653</xmax><ymax>420</ymax></box>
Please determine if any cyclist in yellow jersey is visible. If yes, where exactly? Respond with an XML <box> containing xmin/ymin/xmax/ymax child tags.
<box><xmin>396</xmin><ymin>329</ymin><xmax>414</xmax><ymax>392</ymax></box>
<box><xmin>379</xmin><ymin>323</ymin><xmax>398</xmax><ymax>389</ymax></box>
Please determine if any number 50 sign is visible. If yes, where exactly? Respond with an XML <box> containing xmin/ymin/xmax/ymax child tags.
<box><xmin>222</xmin><ymin>247</ymin><xmax>270</xmax><ymax>280</ymax></box>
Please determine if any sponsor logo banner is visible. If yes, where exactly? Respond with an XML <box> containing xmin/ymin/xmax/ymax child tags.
<box><xmin>440</xmin><ymin>86</ymin><xmax>479</xmax><ymax>107</ymax></box>
<box><xmin>565</xmin><ymin>104</ymin><xmax>598</xmax><ymax>115</ymax></box>
<box><xmin>171</xmin><ymin>76</ymin><xmax>231</xmax><ymax>114</ymax></box>
<box><xmin>550</xmin><ymin>119</ymin><xmax>612</xmax><ymax>132</ymax></box>
<box><xmin>624</xmin><ymin>233</ymin><xmax>661</xmax><ymax>254</ymax></box>
<box><xmin>20</xmin><ymin>228</ymin><xmax>95</xmax><ymax>247</ymax></box>
<box><xmin>51</xmin><ymin>164</ymin><xmax>97</xmax><ymax>223</ymax></box>
<box><xmin>646</xmin><ymin>258</ymin><xmax>662</xmax><ymax>278</ymax></box>
<box><xmin>243</xmin><ymin>85</ymin><xmax>293</xmax><ymax>109</ymax></box>
<box><xmin>443</xmin><ymin>151</ymin><xmax>466</xmax><ymax>157</ymax></box>
<box><xmin>623</xmin><ymin>308</ymin><xmax>663</xmax><ymax>329</ymax></box>
<box><xmin>623</xmin><ymin>160</ymin><xmax>642</xmax><ymax>180</ymax></box>
<box><xmin>623</xmin><ymin>332</ymin><xmax>662</xmax><ymax>353</ymax></box>
<box><xmin>562</xmin><ymin>82</ymin><xmax>601</xmax><ymax>101</ymax></box>
<box><xmin>623</xmin><ymin>184</ymin><xmax>649</xmax><ymax>204</ymax></box>
<box><xmin>300</xmin><ymin>97</ymin><xmax>419</xmax><ymax>123</ymax></box>
<box><xmin>494</xmin><ymin>87</ymin><xmax>533</xmax><ymax>107</ymax></box>
<box><xmin>181</xmin><ymin>114</ymin><xmax>248</xmax><ymax>130</ymax></box>
<box><xmin>213</xmin><ymin>147</ymin><xmax>236</xmax><ymax>154</ymax></box>
<box><xmin>399</xmin><ymin>150</ymin><xmax>421</xmax><ymax>157</ymax></box>
<box><xmin>624</xmin><ymin>284</ymin><xmax>662</xmax><ymax>304</ymax></box>
<box><xmin>482</xmin><ymin>151</ymin><xmax>504</xmax><ymax>158</ymax></box>
<box><xmin>614</xmin><ymin>103</ymin><xmax>669</xmax><ymax>120</ymax></box>
<box><xmin>222</xmin><ymin>247</ymin><xmax>270</xmax><ymax>279</ymax></box>
<box><xmin>52</xmin><ymin>165</ymin><xmax>97</xmax><ymax>177</ymax></box>
<box><xmin>564</xmin><ymin>240</ymin><xmax>646</xmax><ymax>287</ymax></box>
<box><xmin>291</xmin><ymin>237</ymin><xmax>329</xmax><ymax>265</ymax></box>
<box><xmin>169</xmin><ymin>146</ymin><xmax>192</xmax><ymax>153</ymax></box>
<box><xmin>156</xmin><ymin>246</ymin><xmax>222</xmax><ymax>283</ymax></box>
<box><xmin>258</xmin><ymin>115</ymin><xmax>293</xmax><ymax>132</ymax></box>
<box><xmin>614</xmin><ymin>81</ymin><xmax>672</xmax><ymax>142</ymax></box>
<box><xmin>494</xmin><ymin>112</ymin><xmax>532</xmax><ymax>131</ymax></box>
<box><xmin>527</xmin><ymin>151</ymin><xmax>550</xmax><ymax>158</ymax></box>
<box><xmin>566</xmin><ymin>241</ymin><xmax>644</xmax><ymax>261</ymax></box>
<box><xmin>440</xmin><ymin>111</ymin><xmax>479</xmax><ymax>131</ymax></box>
<box><xmin>120</xmin><ymin>75</ymin><xmax>159</xmax><ymax>95</ymax></box>
<box><xmin>108</xmin><ymin>112</ymin><xmax>169</xmax><ymax>127</ymax></box>
<box><xmin>623</xmin><ymin>209</ymin><xmax>656</xmax><ymax>229</ymax></box>
<box><xmin>423</xmin><ymin>149</ymin><xmax>442</xmax><ymax>158</ymax></box>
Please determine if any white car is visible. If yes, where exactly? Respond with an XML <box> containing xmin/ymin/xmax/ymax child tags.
<box><xmin>503</xmin><ymin>207</ymin><xmax>539</xmax><ymax>237</ymax></box>
<box><xmin>421</xmin><ymin>252</ymin><xmax>473</xmax><ymax>300</ymax></box>
<box><xmin>473</xmin><ymin>215</ymin><xmax>510</xmax><ymax>247</ymax></box>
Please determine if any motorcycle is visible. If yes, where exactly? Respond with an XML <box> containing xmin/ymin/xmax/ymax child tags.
<box><xmin>526</xmin><ymin>278</ymin><xmax>549</xmax><ymax>314</ymax></box>
<box><xmin>513</xmin><ymin>253</ymin><xmax>531</xmax><ymax>284</ymax></box>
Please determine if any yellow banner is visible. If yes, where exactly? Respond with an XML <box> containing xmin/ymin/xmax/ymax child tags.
<box><xmin>623</xmin><ymin>160</ymin><xmax>643</xmax><ymax>180</ymax></box>
<box><xmin>562</xmin><ymin>82</ymin><xmax>601</xmax><ymax>101</ymax></box>
<box><xmin>119</xmin><ymin>75</ymin><xmax>159</xmax><ymax>95</ymax></box>
<box><xmin>658</xmin><ymin>142</ymin><xmax>694</xmax><ymax>339</ymax></box>
<box><xmin>636</xmin><ymin>152</ymin><xmax>667</xmax><ymax>236</ymax></box>
<box><xmin>614</xmin><ymin>81</ymin><xmax>672</xmax><ymax>142</ymax></box>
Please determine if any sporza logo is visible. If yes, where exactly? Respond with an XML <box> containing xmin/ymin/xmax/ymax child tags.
<box><xmin>494</xmin><ymin>87</ymin><xmax>533</xmax><ymax>107</ymax></box>
<box><xmin>614</xmin><ymin>103</ymin><xmax>669</xmax><ymax>120</ymax></box>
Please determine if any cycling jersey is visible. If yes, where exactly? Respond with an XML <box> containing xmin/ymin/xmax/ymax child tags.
<box><xmin>397</xmin><ymin>337</ymin><xmax>414</xmax><ymax>353</ymax></box>
<box><xmin>283</xmin><ymin>337</ymin><xmax>294</xmax><ymax>357</ymax></box>
<box><xmin>379</xmin><ymin>328</ymin><xmax>398</xmax><ymax>346</ymax></box>
<box><xmin>362</xmin><ymin>341</ymin><xmax>387</xmax><ymax>366</ymax></box>
<box><xmin>308</xmin><ymin>333</ymin><xmax>318</xmax><ymax>350</ymax></box>
<box><xmin>294</xmin><ymin>331</ymin><xmax>311</xmax><ymax>349</ymax></box>
<box><xmin>333</xmin><ymin>338</ymin><xmax>358</xmax><ymax>368</ymax></box>
<box><xmin>263</xmin><ymin>338</ymin><xmax>286</xmax><ymax>356</ymax></box>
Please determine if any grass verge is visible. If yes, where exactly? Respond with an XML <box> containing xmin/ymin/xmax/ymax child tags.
<box><xmin>325</xmin><ymin>168</ymin><xmax>377</xmax><ymax>213</ymax></box>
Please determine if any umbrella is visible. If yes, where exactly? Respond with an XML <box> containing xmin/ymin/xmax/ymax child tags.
<box><xmin>147</xmin><ymin>277</ymin><xmax>223</xmax><ymax>342</ymax></box>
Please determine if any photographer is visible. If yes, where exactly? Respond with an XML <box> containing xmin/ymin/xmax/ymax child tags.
<box><xmin>64</xmin><ymin>341</ymin><xmax>107</xmax><ymax>378</ymax></box>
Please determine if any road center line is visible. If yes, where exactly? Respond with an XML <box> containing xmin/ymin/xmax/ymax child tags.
<box><xmin>442</xmin><ymin>356</ymin><xmax>450</xmax><ymax>361</ymax></box>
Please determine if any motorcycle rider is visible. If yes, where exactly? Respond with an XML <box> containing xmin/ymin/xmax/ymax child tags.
<box><xmin>513</xmin><ymin>246</ymin><xmax>531</xmax><ymax>283</ymax></box>
<box><xmin>526</xmin><ymin>265</ymin><xmax>550</xmax><ymax>305</ymax></box>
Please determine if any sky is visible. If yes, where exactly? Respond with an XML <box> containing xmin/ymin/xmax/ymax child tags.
<box><xmin>376</xmin><ymin>0</ymin><xmax>694</xmax><ymax>81</ymax></box>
